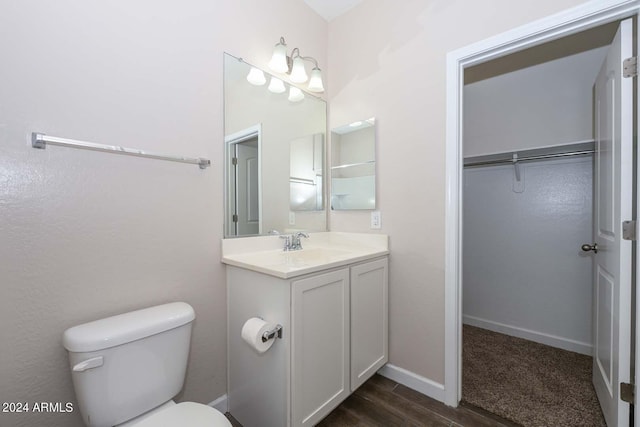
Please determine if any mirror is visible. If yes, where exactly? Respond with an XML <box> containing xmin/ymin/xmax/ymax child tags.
<box><xmin>331</xmin><ymin>118</ymin><xmax>376</xmax><ymax>210</ymax></box>
<box><xmin>224</xmin><ymin>53</ymin><xmax>327</xmax><ymax>237</ymax></box>
<box><xmin>290</xmin><ymin>133</ymin><xmax>324</xmax><ymax>211</ymax></box>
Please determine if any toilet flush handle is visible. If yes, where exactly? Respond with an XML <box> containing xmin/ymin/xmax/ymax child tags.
<box><xmin>72</xmin><ymin>356</ymin><xmax>104</xmax><ymax>372</ymax></box>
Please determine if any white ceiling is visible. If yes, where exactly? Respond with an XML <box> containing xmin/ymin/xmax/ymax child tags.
<box><xmin>303</xmin><ymin>0</ymin><xmax>363</xmax><ymax>21</ymax></box>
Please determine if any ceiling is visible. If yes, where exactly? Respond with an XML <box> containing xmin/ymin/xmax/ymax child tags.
<box><xmin>465</xmin><ymin>20</ymin><xmax>618</xmax><ymax>84</ymax></box>
<box><xmin>303</xmin><ymin>0</ymin><xmax>363</xmax><ymax>21</ymax></box>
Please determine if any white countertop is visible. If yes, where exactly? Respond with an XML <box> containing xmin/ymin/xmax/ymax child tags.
<box><xmin>221</xmin><ymin>232</ymin><xmax>389</xmax><ymax>279</ymax></box>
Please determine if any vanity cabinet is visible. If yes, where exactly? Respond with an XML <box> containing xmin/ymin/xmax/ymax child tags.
<box><xmin>292</xmin><ymin>269</ymin><xmax>350</xmax><ymax>426</ymax></box>
<box><xmin>227</xmin><ymin>256</ymin><xmax>388</xmax><ymax>427</ymax></box>
<box><xmin>350</xmin><ymin>258</ymin><xmax>388</xmax><ymax>391</ymax></box>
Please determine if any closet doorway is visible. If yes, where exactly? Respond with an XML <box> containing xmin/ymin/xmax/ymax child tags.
<box><xmin>459</xmin><ymin>17</ymin><xmax>634</xmax><ymax>427</ymax></box>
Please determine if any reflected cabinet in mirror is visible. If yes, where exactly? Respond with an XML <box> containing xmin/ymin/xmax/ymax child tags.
<box><xmin>224</xmin><ymin>53</ymin><xmax>327</xmax><ymax>237</ymax></box>
<box><xmin>331</xmin><ymin>118</ymin><xmax>376</xmax><ymax>210</ymax></box>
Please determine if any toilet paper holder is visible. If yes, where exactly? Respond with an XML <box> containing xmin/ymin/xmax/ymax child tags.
<box><xmin>261</xmin><ymin>324</ymin><xmax>283</xmax><ymax>343</ymax></box>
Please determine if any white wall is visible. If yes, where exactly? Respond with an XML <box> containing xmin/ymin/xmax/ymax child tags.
<box><xmin>464</xmin><ymin>47</ymin><xmax>608</xmax><ymax>157</ymax></box>
<box><xmin>328</xmin><ymin>0</ymin><xmax>589</xmax><ymax>391</ymax></box>
<box><xmin>463</xmin><ymin>157</ymin><xmax>593</xmax><ymax>354</ymax></box>
<box><xmin>0</xmin><ymin>1</ymin><xmax>326</xmax><ymax>426</ymax></box>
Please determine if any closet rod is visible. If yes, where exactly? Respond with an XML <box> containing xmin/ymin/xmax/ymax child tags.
<box><xmin>31</xmin><ymin>132</ymin><xmax>211</xmax><ymax>169</ymax></box>
<box><xmin>464</xmin><ymin>149</ymin><xmax>594</xmax><ymax>168</ymax></box>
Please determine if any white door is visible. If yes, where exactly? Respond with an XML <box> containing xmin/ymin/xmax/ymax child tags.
<box><xmin>235</xmin><ymin>140</ymin><xmax>260</xmax><ymax>235</ymax></box>
<box><xmin>591</xmin><ymin>17</ymin><xmax>633</xmax><ymax>427</ymax></box>
<box><xmin>225</xmin><ymin>125</ymin><xmax>262</xmax><ymax>237</ymax></box>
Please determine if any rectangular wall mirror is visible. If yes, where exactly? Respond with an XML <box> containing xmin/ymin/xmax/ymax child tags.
<box><xmin>331</xmin><ymin>118</ymin><xmax>376</xmax><ymax>210</ymax></box>
<box><xmin>223</xmin><ymin>53</ymin><xmax>327</xmax><ymax>237</ymax></box>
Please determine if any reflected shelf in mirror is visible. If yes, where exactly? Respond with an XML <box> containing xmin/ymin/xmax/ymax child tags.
<box><xmin>330</xmin><ymin>118</ymin><xmax>377</xmax><ymax>210</ymax></box>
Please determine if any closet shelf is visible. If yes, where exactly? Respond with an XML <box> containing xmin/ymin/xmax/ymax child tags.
<box><xmin>331</xmin><ymin>160</ymin><xmax>375</xmax><ymax>170</ymax></box>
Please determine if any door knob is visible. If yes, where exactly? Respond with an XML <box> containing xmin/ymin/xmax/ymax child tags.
<box><xmin>581</xmin><ymin>243</ymin><xmax>598</xmax><ymax>254</ymax></box>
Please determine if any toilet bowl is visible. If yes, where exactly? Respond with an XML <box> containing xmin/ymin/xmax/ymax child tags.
<box><xmin>63</xmin><ymin>302</ymin><xmax>231</xmax><ymax>427</ymax></box>
<box><xmin>119</xmin><ymin>402</ymin><xmax>230</xmax><ymax>427</ymax></box>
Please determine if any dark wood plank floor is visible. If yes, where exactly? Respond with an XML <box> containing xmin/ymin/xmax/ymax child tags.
<box><xmin>226</xmin><ymin>374</ymin><xmax>520</xmax><ymax>427</ymax></box>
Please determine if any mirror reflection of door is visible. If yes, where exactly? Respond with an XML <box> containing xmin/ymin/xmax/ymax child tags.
<box><xmin>226</xmin><ymin>126</ymin><xmax>261</xmax><ymax>236</ymax></box>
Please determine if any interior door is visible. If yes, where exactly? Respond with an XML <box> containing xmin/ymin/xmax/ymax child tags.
<box><xmin>235</xmin><ymin>140</ymin><xmax>260</xmax><ymax>235</ymax></box>
<box><xmin>592</xmin><ymin>17</ymin><xmax>633</xmax><ymax>427</ymax></box>
<box><xmin>225</xmin><ymin>125</ymin><xmax>261</xmax><ymax>237</ymax></box>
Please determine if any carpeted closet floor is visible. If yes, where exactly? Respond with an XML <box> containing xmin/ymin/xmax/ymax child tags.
<box><xmin>462</xmin><ymin>325</ymin><xmax>606</xmax><ymax>427</ymax></box>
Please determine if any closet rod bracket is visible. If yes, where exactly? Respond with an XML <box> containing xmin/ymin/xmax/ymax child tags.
<box><xmin>512</xmin><ymin>153</ymin><xmax>521</xmax><ymax>182</ymax></box>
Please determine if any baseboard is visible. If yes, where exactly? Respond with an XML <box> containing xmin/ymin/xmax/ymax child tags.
<box><xmin>463</xmin><ymin>315</ymin><xmax>592</xmax><ymax>356</ymax></box>
<box><xmin>208</xmin><ymin>393</ymin><xmax>228</xmax><ymax>413</ymax></box>
<box><xmin>378</xmin><ymin>364</ymin><xmax>445</xmax><ymax>403</ymax></box>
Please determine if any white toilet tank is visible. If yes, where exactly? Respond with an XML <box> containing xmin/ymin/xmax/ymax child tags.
<box><xmin>63</xmin><ymin>302</ymin><xmax>196</xmax><ymax>427</ymax></box>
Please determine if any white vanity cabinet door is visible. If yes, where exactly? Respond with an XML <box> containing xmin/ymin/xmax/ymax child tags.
<box><xmin>291</xmin><ymin>268</ymin><xmax>350</xmax><ymax>426</ymax></box>
<box><xmin>350</xmin><ymin>257</ymin><xmax>388</xmax><ymax>391</ymax></box>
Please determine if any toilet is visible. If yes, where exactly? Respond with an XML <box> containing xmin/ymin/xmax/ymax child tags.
<box><xmin>62</xmin><ymin>302</ymin><xmax>232</xmax><ymax>427</ymax></box>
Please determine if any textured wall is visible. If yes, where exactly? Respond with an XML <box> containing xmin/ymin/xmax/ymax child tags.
<box><xmin>327</xmin><ymin>0</ymin><xmax>589</xmax><ymax>386</ymax></box>
<box><xmin>0</xmin><ymin>1</ymin><xmax>326</xmax><ymax>426</ymax></box>
<box><xmin>463</xmin><ymin>157</ymin><xmax>593</xmax><ymax>352</ymax></box>
<box><xmin>464</xmin><ymin>46</ymin><xmax>607</xmax><ymax>157</ymax></box>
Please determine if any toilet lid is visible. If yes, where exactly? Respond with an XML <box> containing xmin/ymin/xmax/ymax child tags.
<box><xmin>132</xmin><ymin>402</ymin><xmax>232</xmax><ymax>427</ymax></box>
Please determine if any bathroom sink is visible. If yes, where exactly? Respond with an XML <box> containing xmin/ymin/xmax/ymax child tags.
<box><xmin>229</xmin><ymin>247</ymin><xmax>354</xmax><ymax>269</ymax></box>
<box><xmin>221</xmin><ymin>232</ymin><xmax>389</xmax><ymax>278</ymax></box>
<box><xmin>282</xmin><ymin>247</ymin><xmax>353</xmax><ymax>263</ymax></box>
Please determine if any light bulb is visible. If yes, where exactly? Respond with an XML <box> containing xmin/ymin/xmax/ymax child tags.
<box><xmin>268</xmin><ymin>77</ymin><xmax>286</xmax><ymax>94</ymax></box>
<box><xmin>246</xmin><ymin>67</ymin><xmax>266</xmax><ymax>86</ymax></box>
<box><xmin>288</xmin><ymin>86</ymin><xmax>304</xmax><ymax>102</ymax></box>
<box><xmin>307</xmin><ymin>67</ymin><xmax>324</xmax><ymax>93</ymax></box>
<box><xmin>269</xmin><ymin>41</ymin><xmax>289</xmax><ymax>73</ymax></box>
<box><xmin>290</xmin><ymin>57</ymin><xmax>308</xmax><ymax>83</ymax></box>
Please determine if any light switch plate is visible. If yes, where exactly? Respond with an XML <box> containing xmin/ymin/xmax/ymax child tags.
<box><xmin>371</xmin><ymin>211</ymin><xmax>381</xmax><ymax>229</ymax></box>
<box><xmin>289</xmin><ymin>211</ymin><xmax>296</xmax><ymax>225</ymax></box>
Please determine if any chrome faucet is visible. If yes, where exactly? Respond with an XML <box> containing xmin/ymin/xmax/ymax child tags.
<box><xmin>280</xmin><ymin>232</ymin><xmax>309</xmax><ymax>251</ymax></box>
<box><xmin>291</xmin><ymin>232</ymin><xmax>309</xmax><ymax>250</ymax></box>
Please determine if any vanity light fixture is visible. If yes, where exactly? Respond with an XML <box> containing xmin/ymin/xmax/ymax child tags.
<box><xmin>268</xmin><ymin>77</ymin><xmax>286</xmax><ymax>94</ymax></box>
<box><xmin>308</xmin><ymin>68</ymin><xmax>324</xmax><ymax>93</ymax></box>
<box><xmin>268</xmin><ymin>38</ymin><xmax>289</xmax><ymax>73</ymax></box>
<box><xmin>289</xmin><ymin>56</ymin><xmax>308</xmax><ymax>83</ymax></box>
<box><xmin>245</xmin><ymin>63</ymin><xmax>304</xmax><ymax>102</ymax></box>
<box><xmin>269</xmin><ymin>36</ymin><xmax>324</xmax><ymax>93</ymax></box>
<box><xmin>288</xmin><ymin>86</ymin><xmax>304</xmax><ymax>102</ymax></box>
<box><xmin>246</xmin><ymin>67</ymin><xmax>266</xmax><ymax>86</ymax></box>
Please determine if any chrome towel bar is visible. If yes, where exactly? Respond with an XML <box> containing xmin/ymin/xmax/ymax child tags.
<box><xmin>31</xmin><ymin>132</ymin><xmax>211</xmax><ymax>169</ymax></box>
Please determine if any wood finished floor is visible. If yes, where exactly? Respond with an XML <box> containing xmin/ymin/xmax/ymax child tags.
<box><xmin>226</xmin><ymin>374</ymin><xmax>520</xmax><ymax>427</ymax></box>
